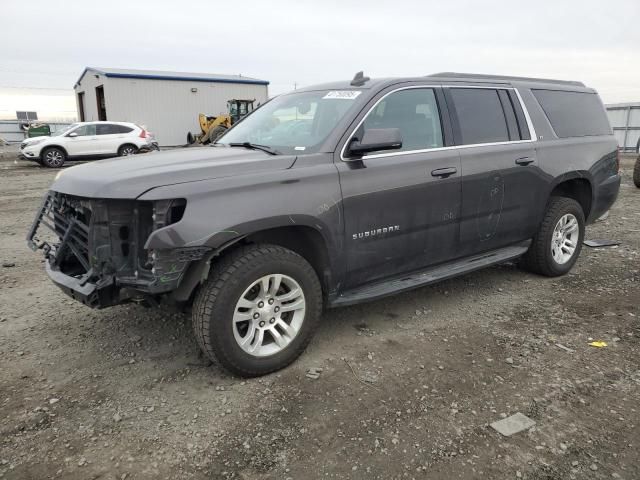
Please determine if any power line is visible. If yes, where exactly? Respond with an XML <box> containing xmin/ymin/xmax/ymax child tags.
<box><xmin>0</xmin><ymin>85</ymin><xmax>73</xmax><ymax>92</ymax></box>
<box><xmin>0</xmin><ymin>68</ymin><xmax>74</xmax><ymax>77</ymax></box>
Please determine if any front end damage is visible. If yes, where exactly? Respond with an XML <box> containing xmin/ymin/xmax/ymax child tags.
<box><xmin>27</xmin><ymin>191</ymin><xmax>209</xmax><ymax>308</ymax></box>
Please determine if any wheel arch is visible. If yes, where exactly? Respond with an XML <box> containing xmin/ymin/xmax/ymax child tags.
<box><xmin>118</xmin><ymin>143</ymin><xmax>138</xmax><ymax>154</ymax></box>
<box><xmin>548</xmin><ymin>174</ymin><xmax>593</xmax><ymax>221</ymax></box>
<box><xmin>242</xmin><ymin>225</ymin><xmax>331</xmax><ymax>291</ymax></box>
<box><xmin>41</xmin><ymin>144</ymin><xmax>69</xmax><ymax>157</ymax></box>
<box><xmin>172</xmin><ymin>222</ymin><xmax>336</xmax><ymax>304</ymax></box>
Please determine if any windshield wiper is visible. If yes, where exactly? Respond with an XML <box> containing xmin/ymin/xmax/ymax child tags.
<box><xmin>227</xmin><ymin>142</ymin><xmax>280</xmax><ymax>155</ymax></box>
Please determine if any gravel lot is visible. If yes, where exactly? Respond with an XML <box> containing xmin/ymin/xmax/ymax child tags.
<box><xmin>1</xmin><ymin>150</ymin><xmax>639</xmax><ymax>480</ymax></box>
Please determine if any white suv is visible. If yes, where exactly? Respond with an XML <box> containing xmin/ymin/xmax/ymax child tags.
<box><xmin>19</xmin><ymin>121</ymin><xmax>158</xmax><ymax>168</ymax></box>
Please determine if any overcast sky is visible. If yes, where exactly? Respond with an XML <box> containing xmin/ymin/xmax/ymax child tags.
<box><xmin>2</xmin><ymin>0</ymin><xmax>640</xmax><ymax>103</ymax></box>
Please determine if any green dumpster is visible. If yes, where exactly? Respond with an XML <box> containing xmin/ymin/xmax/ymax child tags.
<box><xmin>26</xmin><ymin>124</ymin><xmax>51</xmax><ymax>138</ymax></box>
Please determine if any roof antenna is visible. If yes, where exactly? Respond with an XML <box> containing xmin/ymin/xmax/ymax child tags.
<box><xmin>350</xmin><ymin>71</ymin><xmax>370</xmax><ymax>87</ymax></box>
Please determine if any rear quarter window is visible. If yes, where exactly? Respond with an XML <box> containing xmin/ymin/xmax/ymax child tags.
<box><xmin>112</xmin><ymin>125</ymin><xmax>134</xmax><ymax>134</ymax></box>
<box><xmin>532</xmin><ymin>90</ymin><xmax>612</xmax><ymax>138</ymax></box>
<box><xmin>96</xmin><ymin>124</ymin><xmax>133</xmax><ymax>135</ymax></box>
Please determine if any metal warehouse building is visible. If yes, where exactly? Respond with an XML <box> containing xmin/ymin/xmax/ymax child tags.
<box><xmin>606</xmin><ymin>102</ymin><xmax>640</xmax><ymax>153</ymax></box>
<box><xmin>74</xmin><ymin>67</ymin><xmax>269</xmax><ymax>146</ymax></box>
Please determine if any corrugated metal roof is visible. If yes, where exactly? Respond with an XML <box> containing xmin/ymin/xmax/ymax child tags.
<box><xmin>75</xmin><ymin>67</ymin><xmax>269</xmax><ymax>87</ymax></box>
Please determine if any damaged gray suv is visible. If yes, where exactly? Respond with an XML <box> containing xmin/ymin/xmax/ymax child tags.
<box><xmin>28</xmin><ymin>72</ymin><xmax>620</xmax><ymax>377</ymax></box>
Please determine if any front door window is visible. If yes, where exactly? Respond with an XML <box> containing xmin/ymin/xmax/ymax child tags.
<box><xmin>361</xmin><ymin>88</ymin><xmax>444</xmax><ymax>153</ymax></box>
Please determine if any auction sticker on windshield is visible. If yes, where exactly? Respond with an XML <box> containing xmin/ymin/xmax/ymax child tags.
<box><xmin>323</xmin><ymin>91</ymin><xmax>362</xmax><ymax>100</ymax></box>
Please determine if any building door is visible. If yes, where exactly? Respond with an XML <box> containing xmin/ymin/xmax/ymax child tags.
<box><xmin>77</xmin><ymin>92</ymin><xmax>85</xmax><ymax>121</ymax></box>
<box><xmin>95</xmin><ymin>86</ymin><xmax>107</xmax><ymax>121</ymax></box>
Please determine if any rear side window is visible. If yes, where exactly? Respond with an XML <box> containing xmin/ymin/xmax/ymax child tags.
<box><xmin>114</xmin><ymin>125</ymin><xmax>133</xmax><ymax>134</ymax></box>
<box><xmin>532</xmin><ymin>90</ymin><xmax>611</xmax><ymax>138</ymax></box>
<box><xmin>97</xmin><ymin>124</ymin><xmax>133</xmax><ymax>135</ymax></box>
<box><xmin>96</xmin><ymin>124</ymin><xmax>114</xmax><ymax>135</ymax></box>
<box><xmin>362</xmin><ymin>88</ymin><xmax>444</xmax><ymax>152</ymax></box>
<box><xmin>448</xmin><ymin>88</ymin><xmax>510</xmax><ymax>145</ymax></box>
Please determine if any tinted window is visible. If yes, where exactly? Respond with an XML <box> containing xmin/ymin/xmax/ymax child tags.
<box><xmin>532</xmin><ymin>90</ymin><xmax>611</xmax><ymax>138</ymax></box>
<box><xmin>497</xmin><ymin>90</ymin><xmax>519</xmax><ymax>141</ymax></box>
<box><xmin>449</xmin><ymin>88</ymin><xmax>510</xmax><ymax>145</ymax></box>
<box><xmin>362</xmin><ymin>88</ymin><xmax>443</xmax><ymax>152</ymax></box>
<box><xmin>96</xmin><ymin>124</ymin><xmax>115</xmax><ymax>135</ymax></box>
<box><xmin>97</xmin><ymin>124</ymin><xmax>133</xmax><ymax>135</ymax></box>
<box><xmin>72</xmin><ymin>124</ymin><xmax>96</xmax><ymax>136</ymax></box>
<box><xmin>115</xmin><ymin>124</ymin><xmax>133</xmax><ymax>133</ymax></box>
<box><xmin>507</xmin><ymin>90</ymin><xmax>531</xmax><ymax>140</ymax></box>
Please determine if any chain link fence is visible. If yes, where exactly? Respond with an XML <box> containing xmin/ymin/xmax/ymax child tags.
<box><xmin>0</xmin><ymin>120</ymin><xmax>72</xmax><ymax>144</ymax></box>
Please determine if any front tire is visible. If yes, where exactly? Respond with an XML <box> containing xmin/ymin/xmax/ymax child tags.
<box><xmin>521</xmin><ymin>197</ymin><xmax>585</xmax><ymax>277</ymax></box>
<box><xmin>633</xmin><ymin>156</ymin><xmax>640</xmax><ymax>188</ymax></box>
<box><xmin>41</xmin><ymin>147</ymin><xmax>66</xmax><ymax>168</ymax></box>
<box><xmin>192</xmin><ymin>244</ymin><xmax>322</xmax><ymax>377</ymax></box>
<box><xmin>205</xmin><ymin>125</ymin><xmax>227</xmax><ymax>144</ymax></box>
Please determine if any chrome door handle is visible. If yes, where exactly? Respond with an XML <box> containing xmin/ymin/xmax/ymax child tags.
<box><xmin>515</xmin><ymin>157</ymin><xmax>534</xmax><ymax>166</ymax></box>
<box><xmin>431</xmin><ymin>167</ymin><xmax>457</xmax><ymax>178</ymax></box>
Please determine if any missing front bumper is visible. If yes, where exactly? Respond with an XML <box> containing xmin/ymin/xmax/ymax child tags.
<box><xmin>44</xmin><ymin>260</ymin><xmax>118</xmax><ymax>308</ymax></box>
<box><xmin>28</xmin><ymin>191</ymin><xmax>210</xmax><ymax>308</ymax></box>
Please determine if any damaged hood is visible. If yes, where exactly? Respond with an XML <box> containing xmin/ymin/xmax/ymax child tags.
<box><xmin>50</xmin><ymin>146</ymin><xmax>297</xmax><ymax>199</ymax></box>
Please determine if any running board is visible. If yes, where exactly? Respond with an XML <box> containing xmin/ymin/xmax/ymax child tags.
<box><xmin>330</xmin><ymin>241</ymin><xmax>530</xmax><ymax>308</ymax></box>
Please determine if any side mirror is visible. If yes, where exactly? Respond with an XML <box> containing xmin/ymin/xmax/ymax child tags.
<box><xmin>67</xmin><ymin>132</ymin><xmax>78</xmax><ymax>138</ymax></box>
<box><xmin>346</xmin><ymin>128</ymin><xmax>402</xmax><ymax>158</ymax></box>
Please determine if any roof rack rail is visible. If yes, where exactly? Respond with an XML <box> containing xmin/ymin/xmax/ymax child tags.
<box><xmin>427</xmin><ymin>72</ymin><xmax>585</xmax><ymax>87</ymax></box>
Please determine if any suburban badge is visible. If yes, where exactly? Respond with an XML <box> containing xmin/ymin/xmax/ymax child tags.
<box><xmin>353</xmin><ymin>225</ymin><xmax>400</xmax><ymax>240</ymax></box>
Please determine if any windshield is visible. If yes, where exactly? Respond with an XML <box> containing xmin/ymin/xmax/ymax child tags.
<box><xmin>51</xmin><ymin>123</ymin><xmax>79</xmax><ymax>136</ymax></box>
<box><xmin>217</xmin><ymin>90</ymin><xmax>363</xmax><ymax>155</ymax></box>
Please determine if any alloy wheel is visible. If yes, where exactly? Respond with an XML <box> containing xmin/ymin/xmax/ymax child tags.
<box><xmin>232</xmin><ymin>274</ymin><xmax>306</xmax><ymax>357</ymax></box>
<box><xmin>551</xmin><ymin>213</ymin><xmax>579</xmax><ymax>264</ymax></box>
<box><xmin>45</xmin><ymin>150</ymin><xmax>63</xmax><ymax>167</ymax></box>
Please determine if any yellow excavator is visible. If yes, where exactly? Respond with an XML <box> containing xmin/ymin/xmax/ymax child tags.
<box><xmin>187</xmin><ymin>99</ymin><xmax>255</xmax><ymax>145</ymax></box>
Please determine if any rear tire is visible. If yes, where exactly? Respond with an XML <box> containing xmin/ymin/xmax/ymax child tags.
<box><xmin>521</xmin><ymin>197</ymin><xmax>585</xmax><ymax>277</ymax></box>
<box><xmin>118</xmin><ymin>144</ymin><xmax>138</xmax><ymax>156</ymax></box>
<box><xmin>633</xmin><ymin>156</ymin><xmax>640</xmax><ymax>188</ymax></box>
<box><xmin>41</xmin><ymin>147</ymin><xmax>66</xmax><ymax>168</ymax></box>
<box><xmin>192</xmin><ymin>244</ymin><xmax>322</xmax><ymax>377</ymax></box>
